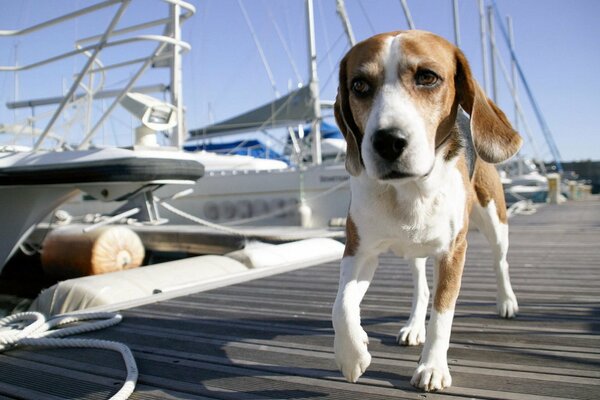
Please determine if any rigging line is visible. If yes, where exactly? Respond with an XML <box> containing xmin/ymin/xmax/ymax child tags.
<box><xmin>356</xmin><ymin>0</ymin><xmax>376</xmax><ymax>35</ymax></box>
<box><xmin>318</xmin><ymin>33</ymin><xmax>349</xmax><ymax>95</ymax></box>
<box><xmin>336</xmin><ymin>0</ymin><xmax>356</xmax><ymax>46</ymax></box>
<box><xmin>316</xmin><ymin>32</ymin><xmax>346</xmax><ymax>69</ymax></box>
<box><xmin>399</xmin><ymin>0</ymin><xmax>416</xmax><ymax>30</ymax></box>
<box><xmin>224</xmin><ymin>137</ymin><xmax>255</xmax><ymax>156</ymax></box>
<box><xmin>490</xmin><ymin>42</ymin><xmax>545</xmax><ymax>165</ymax></box>
<box><xmin>316</xmin><ymin>0</ymin><xmax>335</xmax><ymax>77</ymax></box>
<box><xmin>264</xmin><ymin>2</ymin><xmax>303</xmax><ymax>84</ymax></box>
<box><xmin>237</xmin><ymin>0</ymin><xmax>280</xmax><ymax>98</ymax></box>
<box><xmin>259</xmin><ymin>129</ymin><xmax>288</xmax><ymax>151</ymax></box>
<box><xmin>490</xmin><ymin>0</ymin><xmax>562</xmax><ymax>171</ymax></box>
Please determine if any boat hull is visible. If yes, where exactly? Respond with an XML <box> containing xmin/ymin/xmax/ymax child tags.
<box><xmin>65</xmin><ymin>163</ymin><xmax>352</xmax><ymax>228</ymax></box>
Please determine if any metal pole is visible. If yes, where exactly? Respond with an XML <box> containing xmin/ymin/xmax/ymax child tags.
<box><xmin>336</xmin><ymin>0</ymin><xmax>356</xmax><ymax>46</ymax></box>
<box><xmin>34</xmin><ymin>0</ymin><xmax>131</xmax><ymax>150</ymax></box>
<box><xmin>306</xmin><ymin>0</ymin><xmax>322</xmax><ymax>165</ymax></box>
<box><xmin>170</xmin><ymin>2</ymin><xmax>184</xmax><ymax>148</ymax></box>
<box><xmin>507</xmin><ymin>16</ymin><xmax>518</xmax><ymax>131</ymax></box>
<box><xmin>267</xmin><ymin>8</ymin><xmax>303</xmax><ymax>84</ymax></box>
<box><xmin>399</xmin><ymin>0</ymin><xmax>416</xmax><ymax>29</ymax></box>
<box><xmin>478</xmin><ymin>0</ymin><xmax>489</xmax><ymax>95</ymax></box>
<box><xmin>7</xmin><ymin>84</ymin><xmax>167</xmax><ymax>109</ymax></box>
<box><xmin>31</xmin><ymin>107</ymin><xmax>35</xmax><ymax>143</ymax></box>
<box><xmin>452</xmin><ymin>0</ymin><xmax>461</xmax><ymax>47</ymax></box>
<box><xmin>487</xmin><ymin>5</ymin><xmax>498</xmax><ymax>103</ymax></box>
<box><xmin>78</xmin><ymin>42</ymin><xmax>169</xmax><ymax>150</ymax></box>
<box><xmin>13</xmin><ymin>42</ymin><xmax>19</xmax><ymax>122</ymax></box>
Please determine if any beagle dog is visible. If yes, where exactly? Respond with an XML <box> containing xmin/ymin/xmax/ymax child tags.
<box><xmin>332</xmin><ymin>30</ymin><xmax>522</xmax><ymax>392</ymax></box>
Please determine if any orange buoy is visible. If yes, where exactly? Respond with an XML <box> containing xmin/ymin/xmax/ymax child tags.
<box><xmin>41</xmin><ymin>225</ymin><xmax>145</xmax><ymax>279</ymax></box>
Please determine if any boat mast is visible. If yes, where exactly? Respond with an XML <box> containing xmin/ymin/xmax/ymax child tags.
<box><xmin>13</xmin><ymin>42</ymin><xmax>19</xmax><ymax>123</ymax></box>
<box><xmin>478</xmin><ymin>0</ymin><xmax>490</xmax><ymax>94</ymax></box>
<box><xmin>306</xmin><ymin>0</ymin><xmax>322</xmax><ymax>165</ymax></box>
<box><xmin>506</xmin><ymin>15</ymin><xmax>518</xmax><ymax>131</ymax></box>
<box><xmin>399</xmin><ymin>0</ymin><xmax>416</xmax><ymax>29</ymax></box>
<box><xmin>487</xmin><ymin>5</ymin><xmax>498</xmax><ymax>104</ymax></box>
<box><xmin>336</xmin><ymin>0</ymin><xmax>356</xmax><ymax>46</ymax></box>
<box><xmin>170</xmin><ymin>1</ymin><xmax>184</xmax><ymax>148</ymax></box>
<box><xmin>452</xmin><ymin>0</ymin><xmax>461</xmax><ymax>47</ymax></box>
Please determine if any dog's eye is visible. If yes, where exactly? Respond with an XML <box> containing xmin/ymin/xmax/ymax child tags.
<box><xmin>351</xmin><ymin>79</ymin><xmax>371</xmax><ymax>98</ymax></box>
<box><xmin>415</xmin><ymin>70</ymin><xmax>440</xmax><ymax>87</ymax></box>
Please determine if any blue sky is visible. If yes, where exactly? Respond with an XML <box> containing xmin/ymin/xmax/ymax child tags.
<box><xmin>0</xmin><ymin>0</ymin><xmax>598</xmax><ymax>161</ymax></box>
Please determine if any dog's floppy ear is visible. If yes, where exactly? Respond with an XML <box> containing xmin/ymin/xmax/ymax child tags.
<box><xmin>455</xmin><ymin>49</ymin><xmax>522</xmax><ymax>164</ymax></box>
<box><xmin>334</xmin><ymin>54</ymin><xmax>363</xmax><ymax>176</ymax></box>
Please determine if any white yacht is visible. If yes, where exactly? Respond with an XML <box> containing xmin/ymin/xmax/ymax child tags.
<box><xmin>0</xmin><ymin>0</ymin><xmax>204</xmax><ymax>271</ymax></box>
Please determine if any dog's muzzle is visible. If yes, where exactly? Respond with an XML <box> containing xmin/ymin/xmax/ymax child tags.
<box><xmin>372</xmin><ymin>128</ymin><xmax>407</xmax><ymax>162</ymax></box>
<box><xmin>371</xmin><ymin>128</ymin><xmax>421</xmax><ymax>180</ymax></box>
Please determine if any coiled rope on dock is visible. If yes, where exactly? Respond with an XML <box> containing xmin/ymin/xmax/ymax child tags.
<box><xmin>0</xmin><ymin>311</ymin><xmax>137</xmax><ymax>400</ymax></box>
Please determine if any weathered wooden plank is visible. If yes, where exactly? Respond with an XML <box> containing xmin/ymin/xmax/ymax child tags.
<box><xmin>1</xmin><ymin>199</ymin><xmax>599</xmax><ymax>399</ymax></box>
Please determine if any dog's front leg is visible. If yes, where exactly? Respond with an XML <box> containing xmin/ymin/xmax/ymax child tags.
<box><xmin>332</xmin><ymin>253</ymin><xmax>378</xmax><ymax>383</ymax></box>
<box><xmin>411</xmin><ymin>235</ymin><xmax>467</xmax><ymax>392</ymax></box>
<box><xmin>398</xmin><ymin>257</ymin><xmax>429</xmax><ymax>346</ymax></box>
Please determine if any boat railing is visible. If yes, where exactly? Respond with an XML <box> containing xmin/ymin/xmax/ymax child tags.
<box><xmin>0</xmin><ymin>0</ymin><xmax>195</xmax><ymax>151</ymax></box>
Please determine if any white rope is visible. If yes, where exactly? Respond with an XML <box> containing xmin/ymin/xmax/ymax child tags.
<box><xmin>156</xmin><ymin>178</ymin><xmax>350</xmax><ymax>228</ymax></box>
<box><xmin>0</xmin><ymin>312</ymin><xmax>137</xmax><ymax>400</ymax></box>
<box><xmin>223</xmin><ymin>178</ymin><xmax>350</xmax><ymax>226</ymax></box>
<box><xmin>155</xmin><ymin>181</ymin><xmax>349</xmax><ymax>242</ymax></box>
<box><xmin>507</xmin><ymin>199</ymin><xmax>537</xmax><ymax>218</ymax></box>
<box><xmin>155</xmin><ymin>197</ymin><xmax>246</xmax><ymax>236</ymax></box>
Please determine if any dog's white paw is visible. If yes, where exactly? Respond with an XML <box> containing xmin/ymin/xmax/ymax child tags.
<box><xmin>397</xmin><ymin>322</ymin><xmax>426</xmax><ymax>346</ymax></box>
<box><xmin>497</xmin><ymin>293</ymin><xmax>519</xmax><ymax>319</ymax></box>
<box><xmin>410</xmin><ymin>362</ymin><xmax>452</xmax><ymax>392</ymax></box>
<box><xmin>334</xmin><ymin>327</ymin><xmax>371</xmax><ymax>383</ymax></box>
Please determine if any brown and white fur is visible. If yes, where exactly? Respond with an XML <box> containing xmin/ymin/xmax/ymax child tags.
<box><xmin>332</xmin><ymin>30</ymin><xmax>522</xmax><ymax>392</ymax></box>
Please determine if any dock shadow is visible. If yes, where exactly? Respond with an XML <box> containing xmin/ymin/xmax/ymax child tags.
<box><xmin>107</xmin><ymin>311</ymin><xmax>412</xmax><ymax>399</ymax></box>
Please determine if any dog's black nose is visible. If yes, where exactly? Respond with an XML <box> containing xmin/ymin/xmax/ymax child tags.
<box><xmin>372</xmin><ymin>129</ymin><xmax>408</xmax><ymax>161</ymax></box>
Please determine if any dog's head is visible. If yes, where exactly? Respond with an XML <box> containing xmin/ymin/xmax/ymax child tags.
<box><xmin>334</xmin><ymin>30</ymin><xmax>522</xmax><ymax>180</ymax></box>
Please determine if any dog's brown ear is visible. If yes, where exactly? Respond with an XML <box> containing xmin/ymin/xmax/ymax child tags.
<box><xmin>334</xmin><ymin>55</ymin><xmax>363</xmax><ymax>176</ymax></box>
<box><xmin>455</xmin><ymin>49</ymin><xmax>522</xmax><ymax>164</ymax></box>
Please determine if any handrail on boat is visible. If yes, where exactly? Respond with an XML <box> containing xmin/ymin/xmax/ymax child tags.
<box><xmin>0</xmin><ymin>35</ymin><xmax>191</xmax><ymax>73</ymax></box>
<box><xmin>0</xmin><ymin>0</ymin><xmax>196</xmax><ymax>151</ymax></box>
<box><xmin>0</xmin><ymin>0</ymin><xmax>195</xmax><ymax>39</ymax></box>
<box><xmin>76</xmin><ymin>1</ymin><xmax>196</xmax><ymax>46</ymax></box>
<box><xmin>0</xmin><ymin>0</ymin><xmax>124</xmax><ymax>37</ymax></box>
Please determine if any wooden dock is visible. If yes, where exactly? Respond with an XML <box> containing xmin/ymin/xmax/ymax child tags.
<box><xmin>1</xmin><ymin>199</ymin><xmax>599</xmax><ymax>399</ymax></box>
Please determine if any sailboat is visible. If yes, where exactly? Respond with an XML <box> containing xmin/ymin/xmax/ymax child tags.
<box><xmin>59</xmin><ymin>0</ymin><xmax>565</xmax><ymax>231</ymax></box>
<box><xmin>64</xmin><ymin>0</ymin><xmax>354</xmax><ymax>229</ymax></box>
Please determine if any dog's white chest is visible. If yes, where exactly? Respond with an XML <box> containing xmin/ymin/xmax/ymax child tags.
<box><xmin>350</xmin><ymin>169</ymin><xmax>466</xmax><ymax>258</ymax></box>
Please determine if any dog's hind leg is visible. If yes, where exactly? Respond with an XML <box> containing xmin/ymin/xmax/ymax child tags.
<box><xmin>332</xmin><ymin>253</ymin><xmax>379</xmax><ymax>383</ymax></box>
<box><xmin>471</xmin><ymin>200</ymin><xmax>519</xmax><ymax>318</ymax></box>
<box><xmin>397</xmin><ymin>257</ymin><xmax>429</xmax><ymax>346</ymax></box>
